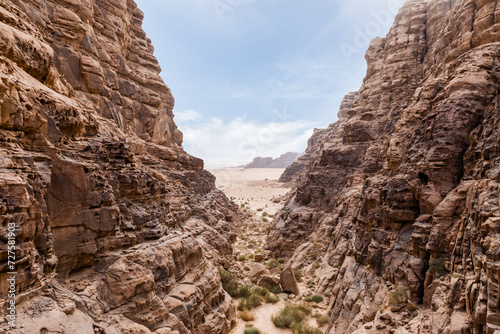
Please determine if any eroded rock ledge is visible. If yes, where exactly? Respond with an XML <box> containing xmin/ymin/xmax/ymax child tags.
<box><xmin>270</xmin><ymin>0</ymin><xmax>500</xmax><ymax>333</ymax></box>
<box><xmin>0</xmin><ymin>0</ymin><xmax>238</xmax><ymax>333</ymax></box>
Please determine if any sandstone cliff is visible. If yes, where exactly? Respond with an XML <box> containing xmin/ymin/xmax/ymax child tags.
<box><xmin>279</xmin><ymin>93</ymin><xmax>358</xmax><ymax>184</ymax></box>
<box><xmin>269</xmin><ymin>0</ymin><xmax>500</xmax><ymax>333</ymax></box>
<box><xmin>0</xmin><ymin>0</ymin><xmax>238</xmax><ymax>333</ymax></box>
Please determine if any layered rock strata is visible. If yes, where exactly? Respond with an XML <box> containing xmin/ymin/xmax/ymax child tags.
<box><xmin>270</xmin><ymin>0</ymin><xmax>500</xmax><ymax>333</ymax></box>
<box><xmin>279</xmin><ymin>93</ymin><xmax>358</xmax><ymax>184</ymax></box>
<box><xmin>0</xmin><ymin>0</ymin><xmax>238</xmax><ymax>333</ymax></box>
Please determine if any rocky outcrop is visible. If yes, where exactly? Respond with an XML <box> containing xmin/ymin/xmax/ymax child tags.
<box><xmin>268</xmin><ymin>0</ymin><xmax>500</xmax><ymax>333</ymax></box>
<box><xmin>245</xmin><ymin>157</ymin><xmax>274</xmax><ymax>169</ymax></box>
<box><xmin>279</xmin><ymin>93</ymin><xmax>358</xmax><ymax>184</ymax></box>
<box><xmin>244</xmin><ymin>152</ymin><xmax>302</xmax><ymax>169</ymax></box>
<box><xmin>0</xmin><ymin>0</ymin><xmax>238</xmax><ymax>333</ymax></box>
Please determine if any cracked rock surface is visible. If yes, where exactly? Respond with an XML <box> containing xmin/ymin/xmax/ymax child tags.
<box><xmin>0</xmin><ymin>0</ymin><xmax>238</xmax><ymax>333</ymax></box>
<box><xmin>270</xmin><ymin>0</ymin><xmax>500</xmax><ymax>333</ymax></box>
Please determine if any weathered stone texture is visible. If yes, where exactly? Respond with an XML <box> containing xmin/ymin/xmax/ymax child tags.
<box><xmin>0</xmin><ymin>0</ymin><xmax>238</xmax><ymax>333</ymax></box>
<box><xmin>270</xmin><ymin>1</ymin><xmax>500</xmax><ymax>333</ymax></box>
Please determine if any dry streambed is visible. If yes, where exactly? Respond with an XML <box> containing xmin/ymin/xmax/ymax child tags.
<box><xmin>211</xmin><ymin>168</ymin><xmax>329</xmax><ymax>334</ymax></box>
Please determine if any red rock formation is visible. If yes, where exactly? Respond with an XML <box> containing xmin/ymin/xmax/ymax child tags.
<box><xmin>0</xmin><ymin>0</ymin><xmax>238</xmax><ymax>333</ymax></box>
<box><xmin>268</xmin><ymin>0</ymin><xmax>500</xmax><ymax>333</ymax></box>
<box><xmin>279</xmin><ymin>93</ymin><xmax>358</xmax><ymax>184</ymax></box>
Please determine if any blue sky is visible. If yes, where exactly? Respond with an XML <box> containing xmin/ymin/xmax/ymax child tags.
<box><xmin>135</xmin><ymin>0</ymin><xmax>404</xmax><ymax>167</ymax></box>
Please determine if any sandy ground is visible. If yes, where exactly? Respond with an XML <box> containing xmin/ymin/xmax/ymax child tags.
<box><xmin>211</xmin><ymin>168</ymin><xmax>328</xmax><ymax>334</ymax></box>
<box><xmin>230</xmin><ymin>300</ymin><xmax>292</xmax><ymax>334</ymax></box>
<box><xmin>210</xmin><ymin>168</ymin><xmax>290</xmax><ymax>215</ymax></box>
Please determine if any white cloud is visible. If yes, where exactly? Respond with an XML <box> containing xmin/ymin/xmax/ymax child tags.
<box><xmin>175</xmin><ymin>109</ymin><xmax>202</xmax><ymax>122</ymax></box>
<box><xmin>178</xmin><ymin>117</ymin><xmax>316</xmax><ymax>166</ymax></box>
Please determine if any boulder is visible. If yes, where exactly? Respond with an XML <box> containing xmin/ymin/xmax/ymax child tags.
<box><xmin>249</xmin><ymin>263</ymin><xmax>268</xmax><ymax>284</ymax></box>
<box><xmin>259</xmin><ymin>275</ymin><xmax>280</xmax><ymax>289</ymax></box>
<box><xmin>280</xmin><ymin>266</ymin><xmax>300</xmax><ymax>295</ymax></box>
<box><xmin>269</xmin><ymin>267</ymin><xmax>281</xmax><ymax>276</ymax></box>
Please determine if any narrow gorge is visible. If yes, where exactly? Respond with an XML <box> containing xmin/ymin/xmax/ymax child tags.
<box><xmin>1</xmin><ymin>0</ymin><xmax>500</xmax><ymax>334</ymax></box>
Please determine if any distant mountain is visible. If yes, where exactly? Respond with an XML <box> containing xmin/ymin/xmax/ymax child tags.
<box><xmin>244</xmin><ymin>152</ymin><xmax>303</xmax><ymax>169</ymax></box>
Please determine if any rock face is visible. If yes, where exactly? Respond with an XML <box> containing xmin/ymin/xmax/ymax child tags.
<box><xmin>268</xmin><ymin>0</ymin><xmax>500</xmax><ymax>333</ymax></box>
<box><xmin>0</xmin><ymin>0</ymin><xmax>238</xmax><ymax>333</ymax></box>
<box><xmin>244</xmin><ymin>152</ymin><xmax>302</xmax><ymax>169</ymax></box>
<box><xmin>279</xmin><ymin>93</ymin><xmax>358</xmax><ymax>184</ymax></box>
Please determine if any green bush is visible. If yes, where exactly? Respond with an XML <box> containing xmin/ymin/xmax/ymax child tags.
<box><xmin>295</xmin><ymin>302</ymin><xmax>312</xmax><ymax>315</ymax></box>
<box><xmin>294</xmin><ymin>269</ymin><xmax>303</xmax><ymax>282</ymax></box>
<box><xmin>219</xmin><ymin>268</ymin><xmax>233</xmax><ymax>282</ymax></box>
<box><xmin>253</xmin><ymin>287</ymin><xmax>279</xmax><ymax>303</ymax></box>
<box><xmin>272</xmin><ymin>308</ymin><xmax>303</xmax><ymax>328</ymax></box>
<box><xmin>238</xmin><ymin>254</ymin><xmax>247</xmax><ymax>261</ymax></box>
<box><xmin>243</xmin><ymin>328</ymin><xmax>261</xmax><ymax>334</ymax></box>
<box><xmin>311</xmin><ymin>295</ymin><xmax>324</xmax><ymax>303</ymax></box>
<box><xmin>314</xmin><ymin>313</ymin><xmax>329</xmax><ymax>327</ymax></box>
<box><xmin>238</xmin><ymin>285</ymin><xmax>251</xmax><ymax>299</ymax></box>
<box><xmin>290</xmin><ymin>323</ymin><xmax>323</xmax><ymax>334</ymax></box>
<box><xmin>271</xmin><ymin>284</ymin><xmax>282</xmax><ymax>294</ymax></box>
<box><xmin>267</xmin><ymin>259</ymin><xmax>279</xmax><ymax>269</ymax></box>
<box><xmin>219</xmin><ymin>268</ymin><xmax>240</xmax><ymax>298</ymax></box>
<box><xmin>238</xmin><ymin>294</ymin><xmax>264</xmax><ymax>310</ymax></box>
<box><xmin>266</xmin><ymin>294</ymin><xmax>280</xmax><ymax>304</ymax></box>
<box><xmin>305</xmin><ymin>295</ymin><xmax>324</xmax><ymax>303</ymax></box>
<box><xmin>250</xmin><ymin>294</ymin><xmax>265</xmax><ymax>308</ymax></box>
<box><xmin>237</xmin><ymin>286</ymin><xmax>280</xmax><ymax>310</ymax></box>
<box><xmin>272</xmin><ymin>303</ymin><xmax>312</xmax><ymax>329</ymax></box>
<box><xmin>253</xmin><ymin>287</ymin><xmax>270</xmax><ymax>297</ymax></box>
<box><xmin>224</xmin><ymin>279</ymin><xmax>239</xmax><ymax>298</ymax></box>
<box><xmin>388</xmin><ymin>286</ymin><xmax>408</xmax><ymax>306</ymax></box>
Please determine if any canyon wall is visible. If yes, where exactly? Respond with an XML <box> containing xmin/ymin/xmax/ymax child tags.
<box><xmin>270</xmin><ymin>0</ymin><xmax>500</xmax><ymax>333</ymax></box>
<box><xmin>0</xmin><ymin>0</ymin><xmax>238</xmax><ymax>333</ymax></box>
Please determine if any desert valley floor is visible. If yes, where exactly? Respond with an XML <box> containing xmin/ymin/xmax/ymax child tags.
<box><xmin>210</xmin><ymin>168</ymin><xmax>329</xmax><ymax>334</ymax></box>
